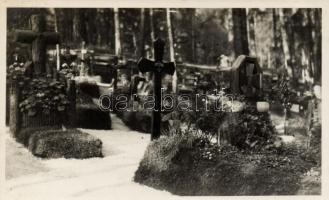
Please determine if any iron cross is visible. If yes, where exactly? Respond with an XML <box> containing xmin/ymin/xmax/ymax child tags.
<box><xmin>137</xmin><ymin>38</ymin><xmax>175</xmax><ymax>140</ymax></box>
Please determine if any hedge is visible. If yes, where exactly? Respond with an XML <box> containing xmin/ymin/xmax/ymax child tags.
<box><xmin>17</xmin><ymin>127</ymin><xmax>103</xmax><ymax>159</ymax></box>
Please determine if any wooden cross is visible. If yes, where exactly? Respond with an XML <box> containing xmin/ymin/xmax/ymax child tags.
<box><xmin>137</xmin><ymin>38</ymin><xmax>175</xmax><ymax>140</ymax></box>
<box><xmin>13</xmin><ymin>14</ymin><xmax>60</xmax><ymax>76</ymax></box>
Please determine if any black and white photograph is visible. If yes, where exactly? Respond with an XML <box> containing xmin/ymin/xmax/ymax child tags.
<box><xmin>0</xmin><ymin>0</ymin><xmax>325</xmax><ymax>199</ymax></box>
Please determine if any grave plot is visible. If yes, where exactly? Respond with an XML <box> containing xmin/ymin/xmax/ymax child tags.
<box><xmin>7</xmin><ymin>14</ymin><xmax>104</xmax><ymax>159</ymax></box>
<box><xmin>133</xmin><ymin>49</ymin><xmax>321</xmax><ymax>195</ymax></box>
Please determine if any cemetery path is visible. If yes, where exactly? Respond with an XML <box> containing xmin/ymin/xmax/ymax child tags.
<box><xmin>5</xmin><ymin>115</ymin><xmax>174</xmax><ymax>200</ymax></box>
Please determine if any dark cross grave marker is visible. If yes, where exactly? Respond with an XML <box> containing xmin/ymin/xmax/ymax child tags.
<box><xmin>137</xmin><ymin>38</ymin><xmax>175</xmax><ymax>140</ymax></box>
<box><xmin>13</xmin><ymin>14</ymin><xmax>60</xmax><ymax>76</ymax></box>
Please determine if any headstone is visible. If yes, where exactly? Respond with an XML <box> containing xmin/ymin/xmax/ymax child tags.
<box><xmin>14</xmin><ymin>14</ymin><xmax>60</xmax><ymax>76</ymax></box>
<box><xmin>231</xmin><ymin>55</ymin><xmax>262</xmax><ymax>97</ymax></box>
<box><xmin>137</xmin><ymin>38</ymin><xmax>176</xmax><ymax>140</ymax></box>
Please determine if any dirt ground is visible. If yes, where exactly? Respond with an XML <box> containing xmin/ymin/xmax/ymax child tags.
<box><xmin>270</xmin><ymin>110</ymin><xmax>321</xmax><ymax>195</ymax></box>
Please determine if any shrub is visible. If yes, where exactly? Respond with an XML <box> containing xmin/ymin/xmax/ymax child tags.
<box><xmin>28</xmin><ymin>129</ymin><xmax>103</xmax><ymax>159</ymax></box>
<box><xmin>230</xmin><ymin>103</ymin><xmax>278</xmax><ymax>150</ymax></box>
<box><xmin>134</xmin><ymin>134</ymin><xmax>317</xmax><ymax>195</ymax></box>
<box><xmin>77</xmin><ymin>81</ymin><xmax>100</xmax><ymax>98</ymax></box>
<box><xmin>75</xmin><ymin>83</ymin><xmax>111</xmax><ymax>130</ymax></box>
<box><xmin>118</xmin><ymin>111</ymin><xmax>151</xmax><ymax>133</ymax></box>
<box><xmin>76</xmin><ymin>105</ymin><xmax>112</xmax><ymax>130</ymax></box>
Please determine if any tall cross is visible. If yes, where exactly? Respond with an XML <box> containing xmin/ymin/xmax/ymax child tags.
<box><xmin>13</xmin><ymin>14</ymin><xmax>60</xmax><ymax>76</ymax></box>
<box><xmin>137</xmin><ymin>38</ymin><xmax>175</xmax><ymax>140</ymax></box>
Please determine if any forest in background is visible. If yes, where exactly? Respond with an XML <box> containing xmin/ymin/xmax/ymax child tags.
<box><xmin>7</xmin><ymin>8</ymin><xmax>321</xmax><ymax>86</ymax></box>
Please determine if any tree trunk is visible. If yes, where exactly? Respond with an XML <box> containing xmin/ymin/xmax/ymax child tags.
<box><xmin>279</xmin><ymin>9</ymin><xmax>293</xmax><ymax>77</ymax></box>
<box><xmin>313</xmin><ymin>9</ymin><xmax>321</xmax><ymax>84</ymax></box>
<box><xmin>114</xmin><ymin>8</ymin><xmax>121</xmax><ymax>55</ymax></box>
<box><xmin>191</xmin><ymin>9</ymin><xmax>196</xmax><ymax>63</ymax></box>
<box><xmin>283</xmin><ymin>9</ymin><xmax>297</xmax><ymax>81</ymax></box>
<box><xmin>247</xmin><ymin>9</ymin><xmax>257</xmax><ymax>56</ymax></box>
<box><xmin>166</xmin><ymin>8</ymin><xmax>177</xmax><ymax>93</ymax></box>
<box><xmin>73</xmin><ymin>9</ymin><xmax>87</xmax><ymax>44</ymax></box>
<box><xmin>49</xmin><ymin>8</ymin><xmax>61</xmax><ymax>72</ymax></box>
<box><xmin>139</xmin><ymin>8</ymin><xmax>146</xmax><ymax>58</ymax></box>
<box><xmin>306</xmin><ymin>9</ymin><xmax>315</xmax><ymax>85</ymax></box>
<box><xmin>232</xmin><ymin>8</ymin><xmax>249</xmax><ymax>56</ymax></box>
<box><xmin>149</xmin><ymin>9</ymin><xmax>155</xmax><ymax>54</ymax></box>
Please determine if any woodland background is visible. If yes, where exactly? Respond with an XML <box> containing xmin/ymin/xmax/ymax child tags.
<box><xmin>7</xmin><ymin>8</ymin><xmax>321</xmax><ymax>85</ymax></box>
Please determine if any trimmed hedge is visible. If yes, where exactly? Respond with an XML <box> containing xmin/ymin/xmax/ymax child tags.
<box><xmin>17</xmin><ymin>127</ymin><xmax>103</xmax><ymax>159</ymax></box>
<box><xmin>118</xmin><ymin>111</ymin><xmax>151</xmax><ymax>133</ymax></box>
<box><xmin>134</xmin><ymin>135</ymin><xmax>318</xmax><ymax>195</ymax></box>
<box><xmin>77</xmin><ymin>104</ymin><xmax>112</xmax><ymax>130</ymax></box>
<box><xmin>76</xmin><ymin>83</ymin><xmax>112</xmax><ymax>130</ymax></box>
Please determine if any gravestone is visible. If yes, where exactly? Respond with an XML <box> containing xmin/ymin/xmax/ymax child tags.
<box><xmin>91</xmin><ymin>53</ymin><xmax>118</xmax><ymax>84</ymax></box>
<box><xmin>137</xmin><ymin>38</ymin><xmax>176</xmax><ymax>140</ymax></box>
<box><xmin>14</xmin><ymin>14</ymin><xmax>60</xmax><ymax>76</ymax></box>
<box><xmin>231</xmin><ymin>55</ymin><xmax>262</xmax><ymax>97</ymax></box>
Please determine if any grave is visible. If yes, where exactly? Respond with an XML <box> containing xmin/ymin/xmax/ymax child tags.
<box><xmin>8</xmin><ymin>14</ymin><xmax>104</xmax><ymax>158</ymax></box>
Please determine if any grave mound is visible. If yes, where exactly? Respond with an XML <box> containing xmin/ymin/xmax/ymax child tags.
<box><xmin>18</xmin><ymin>127</ymin><xmax>103</xmax><ymax>159</ymax></box>
<box><xmin>134</xmin><ymin>134</ymin><xmax>317</xmax><ymax>195</ymax></box>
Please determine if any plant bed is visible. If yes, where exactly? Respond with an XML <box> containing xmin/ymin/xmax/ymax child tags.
<box><xmin>117</xmin><ymin>111</ymin><xmax>151</xmax><ymax>133</ymax></box>
<box><xmin>25</xmin><ymin>128</ymin><xmax>103</xmax><ymax>159</ymax></box>
<box><xmin>134</xmin><ymin>134</ymin><xmax>319</xmax><ymax>195</ymax></box>
<box><xmin>76</xmin><ymin>87</ymin><xmax>112</xmax><ymax>130</ymax></box>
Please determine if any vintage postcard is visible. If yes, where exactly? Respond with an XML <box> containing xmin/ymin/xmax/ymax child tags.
<box><xmin>0</xmin><ymin>0</ymin><xmax>327</xmax><ymax>199</ymax></box>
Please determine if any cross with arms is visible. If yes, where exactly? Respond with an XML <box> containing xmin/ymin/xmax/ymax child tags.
<box><xmin>13</xmin><ymin>14</ymin><xmax>60</xmax><ymax>76</ymax></box>
<box><xmin>137</xmin><ymin>38</ymin><xmax>176</xmax><ymax>140</ymax></box>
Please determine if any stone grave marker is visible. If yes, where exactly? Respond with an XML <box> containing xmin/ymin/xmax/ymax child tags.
<box><xmin>231</xmin><ymin>55</ymin><xmax>262</xmax><ymax>97</ymax></box>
